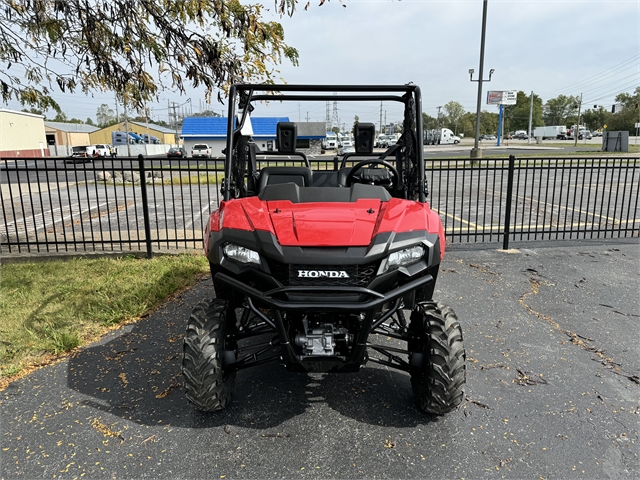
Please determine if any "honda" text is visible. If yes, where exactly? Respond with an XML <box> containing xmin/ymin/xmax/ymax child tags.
<box><xmin>298</xmin><ymin>270</ymin><xmax>349</xmax><ymax>278</ymax></box>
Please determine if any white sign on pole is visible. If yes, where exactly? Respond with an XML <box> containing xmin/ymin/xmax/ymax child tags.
<box><xmin>487</xmin><ymin>90</ymin><xmax>517</xmax><ymax>105</ymax></box>
<box><xmin>502</xmin><ymin>90</ymin><xmax>517</xmax><ymax>105</ymax></box>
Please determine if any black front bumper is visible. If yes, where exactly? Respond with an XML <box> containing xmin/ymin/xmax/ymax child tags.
<box><xmin>215</xmin><ymin>272</ymin><xmax>433</xmax><ymax>312</ymax></box>
<box><xmin>215</xmin><ymin>272</ymin><xmax>433</xmax><ymax>373</ymax></box>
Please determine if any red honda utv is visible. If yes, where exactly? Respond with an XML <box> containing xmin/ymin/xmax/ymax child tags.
<box><xmin>182</xmin><ymin>84</ymin><xmax>466</xmax><ymax>415</ymax></box>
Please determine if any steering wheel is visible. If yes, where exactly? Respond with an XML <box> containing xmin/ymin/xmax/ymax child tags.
<box><xmin>345</xmin><ymin>160</ymin><xmax>399</xmax><ymax>194</ymax></box>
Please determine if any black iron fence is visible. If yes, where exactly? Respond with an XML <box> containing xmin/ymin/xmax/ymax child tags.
<box><xmin>1</xmin><ymin>155</ymin><xmax>638</xmax><ymax>257</ymax></box>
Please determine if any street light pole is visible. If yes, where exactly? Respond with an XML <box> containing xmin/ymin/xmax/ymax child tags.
<box><xmin>470</xmin><ymin>0</ymin><xmax>491</xmax><ymax>160</ymax></box>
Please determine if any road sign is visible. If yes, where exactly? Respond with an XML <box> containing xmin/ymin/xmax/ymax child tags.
<box><xmin>487</xmin><ymin>90</ymin><xmax>517</xmax><ymax>105</ymax></box>
<box><xmin>502</xmin><ymin>90</ymin><xmax>517</xmax><ymax>105</ymax></box>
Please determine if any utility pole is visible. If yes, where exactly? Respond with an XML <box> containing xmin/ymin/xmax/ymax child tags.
<box><xmin>114</xmin><ymin>95</ymin><xmax>120</xmax><ymax>124</ymax></box>
<box><xmin>379</xmin><ymin>101</ymin><xmax>383</xmax><ymax>135</ymax></box>
<box><xmin>527</xmin><ymin>91</ymin><xmax>534</xmax><ymax>144</ymax></box>
<box><xmin>170</xmin><ymin>102</ymin><xmax>180</xmax><ymax>146</ymax></box>
<box><xmin>326</xmin><ymin>101</ymin><xmax>331</xmax><ymax>131</ymax></box>
<box><xmin>124</xmin><ymin>97</ymin><xmax>131</xmax><ymax>156</ymax></box>
<box><xmin>144</xmin><ymin>100</ymin><xmax>151</xmax><ymax>148</ymax></box>
<box><xmin>637</xmin><ymin>102</ymin><xmax>639</xmax><ymax>145</ymax></box>
<box><xmin>114</xmin><ymin>95</ymin><xmax>120</xmax><ymax>151</ymax></box>
<box><xmin>332</xmin><ymin>94</ymin><xmax>339</xmax><ymax>133</ymax></box>
<box><xmin>574</xmin><ymin>93</ymin><xmax>582</xmax><ymax>147</ymax></box>
<box><xmin>437</xmin><ymin>106</ymin><xmax>442</xmax><ymax>129</ymax></box>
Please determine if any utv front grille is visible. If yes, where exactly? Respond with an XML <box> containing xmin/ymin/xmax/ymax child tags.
<box><xmin>267</xmin><ymin>260</ymin><xmax>379</xmax><ymax>287</ymax></box>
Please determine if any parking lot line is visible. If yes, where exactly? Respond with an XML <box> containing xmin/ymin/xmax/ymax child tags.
<box><xmin>514</xmin><ymin>193</ymin><xmax>620</xmax><ymax>223</ymax></box>
<box><xmin>433</xmin><ymin>208</ymin><xmax>480</xmax><ymax>229</ymax></box>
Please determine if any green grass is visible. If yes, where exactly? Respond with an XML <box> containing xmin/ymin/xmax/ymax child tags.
<box><xmin>0</xmin><ymin>254</ymin><xmax>209</xmax><ymax>379</ymax></box>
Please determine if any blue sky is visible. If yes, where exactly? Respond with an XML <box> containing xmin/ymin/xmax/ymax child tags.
<box><xmin>4</xmin><ymin>0</ymin><xmax>638</xmax><ymax>129</ymax></box>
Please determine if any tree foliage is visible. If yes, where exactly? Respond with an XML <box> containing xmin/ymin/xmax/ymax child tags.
<box><xmin>503</xmin><ymin>91</ymin><xmax>544</xmax><ymax>131</ymax></box>
<box><xmin>0</xmin><ymin>0</ymin><xmax>301</xmax><ymax>112</ymax></box>
<box><xmin>581</xmin><ymin>106</ymin><xmax>609</xmax><ymax>131</ymax></box>
<box><xmin>192</xmin><ymin>110</ymin><xmax>223</xmax><ymax>118</ymax></box>
<box><xmin>443</xmin><ymin>101</ymin><xmax>465</xmax><ymax>135</ymax></box>
<box><xmin>606</xmin><ymin>87</ymin><xmax>640</xmax><ymax>133</ymax></box>
<box><xmin>543</xmin><ymin>94</ymin><xmax>580</xmax><ymax>126</ymax></box>
<box><xmin>579</xmin><ymin>87</ymin><xmax>639</xmax><ymax>133</ymax></box>
<box><xmin>96</xmin><ymin>104</ymin><xmax>117</xmax><ymax>128</ymax></box>
<box><xmin>421</xmin><ymin>113</ymin><xmax>438</xmax><ymax>130</ymax></box>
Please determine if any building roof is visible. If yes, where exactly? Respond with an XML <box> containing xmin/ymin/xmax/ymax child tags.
<box><xmin>181</xmin><ymin>117</ymin><xmax>230</xmax><ymax>136</ymax></box>
<box><xmin>0</xmin><ymin>108</ymin><xmax>44</xmax><ymax>119</ymax></box>
<box><xmin>179</xmin><ymin>116</ymin><xmax>329</xmax><ymax>139</ymax></box>
<box><xmin>45</xmin><ymin>121</ymin><xmax>100</xmax><ymax>133</ymax></box>
<box><xmin>129</xmin><ymin>120</ymin><xmax>175</xmax><ymax>134</ymax></box>
<box><xmin>250</xmin><ymin>117</ymin><xmax>290</xmax><ymax>136</ymax></box>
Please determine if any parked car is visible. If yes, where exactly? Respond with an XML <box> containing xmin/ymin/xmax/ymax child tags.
<box><xmin>480</xmin><ymin>134</ymin><xmax>496</xmax><ymax>141</ymax></box>
<box><xmin>592</xmin><ymin>130</ymin><xmax>603</xmax><ymax>137</ymax></box>
<box><xmin>376</xmin><ymin>136</ymin><xmax>389</xmax><ymax>148</ymax></box>
<box><xmin>167</xmin><ymin>147</ymin><xmax>188</xmax><ymax>158</ymax></box>
<box><xmin>65</xmin><ymin>146</ymin><xmax>91</xmax><ymax>164</ymax></box>
<box><xmin>191</xmin><ymin>144</ymin><xmax>212</xmax><ymax>159</ymax></box>
<box><xmin>516</xmin><ymin>133</ymin><xmax>528</xmax><ymax>140</ymax></box>
<box><xmin>338</xmin><ymin>141</ymin><xmax>355</xmax><ymax>156</ymax></box>
<box><xmin>578</xmin><ymin>130</ymin><xmax>592</xmax><ymax>140</ymax></box>
<box><xmin>87</xmin><ymin>144</ymin><xmax>111</xmax><ymax>157</ymax></box>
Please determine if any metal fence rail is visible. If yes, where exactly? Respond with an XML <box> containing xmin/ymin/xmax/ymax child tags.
<box><xmin>426</xmin><ymin>156</ymin><xmax>639</xmax><ymax>248</ymax></box>
<box><xmin>1</xmin><ymin>156</ymin><xmax>638</xmax><ymax>257</ymax></box>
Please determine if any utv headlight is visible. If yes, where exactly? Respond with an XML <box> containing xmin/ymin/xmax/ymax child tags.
<box><xmin>223</xmin><ymin>243</ymin><xmax>260</xmax><ymax>265</ymax></box>
<box><xmin>382</xmin><ymin>245</ymin><xmax>425</xmax><ymax>273</ymax></box>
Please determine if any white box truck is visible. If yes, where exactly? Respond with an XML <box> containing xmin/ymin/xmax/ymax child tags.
<box><xmin>424</xmin><ymin>128</ymin><xmax>460</xmax><ymax>145</ymax></box>
<box><xmin>533</xmin><ymin>126</ymin><xmax>568</xmax><ymax>140</ymax></box>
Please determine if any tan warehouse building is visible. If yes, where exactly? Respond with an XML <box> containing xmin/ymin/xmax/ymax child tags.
<box><xmin>45</xmin><ymin>121</ymin><xmax>99</xmax><ymax>148</ymax></box>
<box><xmin>89</xmin><ymin>121</ymin><xmax>177</xmax><ymax>145</ymax></box>
<box><xmin>0</xmin><ymin>109</ymin><xmax>47</xmax><ymax>158</ymax></box>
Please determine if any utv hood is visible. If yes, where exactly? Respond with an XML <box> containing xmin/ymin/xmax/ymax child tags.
<box><xmin>214</xmin><ymin>197</ymin><xmax>444</xmax><ymax>250</ymax></box>
<box><xmin>267</xmin><ymin>199</ymin><xmax>381</xmax><ymax>246</ymax></box>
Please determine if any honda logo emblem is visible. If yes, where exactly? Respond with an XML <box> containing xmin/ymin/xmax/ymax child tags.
<box><xmin>298</xmin><ymin>270</ymin><xmax>349</xmax><ymax>278</ymax></box>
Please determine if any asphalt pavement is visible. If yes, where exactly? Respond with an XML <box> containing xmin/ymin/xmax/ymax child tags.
<box><xmin>1</xmin><ymin>241</ymin><xmax>639</xmax><ymax>479</ymax></box>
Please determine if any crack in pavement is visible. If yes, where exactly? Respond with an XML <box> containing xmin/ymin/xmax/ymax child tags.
<box><xmin>518</xmin><ymin>269</ymin><xmax>640</xmax><ymax>386</ymax></box>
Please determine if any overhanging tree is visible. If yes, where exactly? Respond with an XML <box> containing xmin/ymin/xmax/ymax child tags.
<box><xmin>0</xmin><ymin>0</ymin><xmax>302</xmax><ymax>111</ymax></box>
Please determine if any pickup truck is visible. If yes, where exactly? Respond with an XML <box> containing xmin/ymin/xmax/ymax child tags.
<box><xmin>191</xmin><ymin>144</ymin><xmax>212</xmax><ymax>159</ymax></box>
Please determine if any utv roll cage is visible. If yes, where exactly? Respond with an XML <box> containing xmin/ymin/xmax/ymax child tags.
<box><xmin>221</xmin><ymin>84</ymin><xmax>427</xmax><ymax>203</ymax></box>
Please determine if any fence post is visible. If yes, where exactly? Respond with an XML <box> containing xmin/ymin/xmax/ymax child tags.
<box><xmin>502</xmin><ymin>155</ymin><xmax>516</xmax><ymax>250</ymax></box>
<box><xmin>138</xmin><ymin>154</ymin><xmax>153</xmax><ymax>259</ymax></box>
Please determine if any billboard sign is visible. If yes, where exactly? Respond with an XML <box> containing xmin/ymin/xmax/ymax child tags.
<box><xmin>487</xmin><ymin>91</ymin><xmax>503</xmax><ymax>105</ymax></box>
<box><xmin>487</xmin><ymin>90</ymin><xmax>517</xmax><ymax>105</ymax></box>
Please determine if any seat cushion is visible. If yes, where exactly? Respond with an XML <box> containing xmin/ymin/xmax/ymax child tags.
<box><xmin>257</xmin><ymin>167</ymin><xmax>313</xmax><ymax>192</ymax></box>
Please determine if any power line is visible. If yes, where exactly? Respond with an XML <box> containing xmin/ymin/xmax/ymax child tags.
<box><xmin>538</xmin><ymin>53</ymin><xmax>640</xmax><ymax>97</ymax></box>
